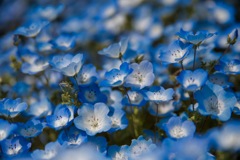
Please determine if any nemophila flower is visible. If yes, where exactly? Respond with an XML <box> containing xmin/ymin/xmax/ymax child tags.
<box><xmin>208</xmin><ymin>120</ymin><xmax>240</xmax><ymax>151</ymax></box>
<box><xmin>28</xmin><ymin>98</ymin><xmax>52</xmax><ymax>118</ymax></box>
<box><xmin>87</xmin><ymin>136</ymin><xmax>108</xmax><ymax>153</ymax></box>
<box><xmin>74</xmin><ymin>64</ymin><xmax>98</xmax><ymax>86</ymax></box>
<box><xmin>176</xmin><ymin>29</ymin><xmax>215</xmax><ymax>45</ymax></box>
<box><xmin>194</xmin><ymin>83</ymin><xmax>237</xmax><ymax>121</ymax></box>
<box><xmin>176</xmin><ymin>69</ymin><xmax>208</xmax><ymax>92</ymax></box>
<box><xmin>50</xmin><ymin>53</ymin><xmax>84</xmax><ymax>76</ymax></box>
<box><xmin>33</xmin><ymin>4</ymin><xmax>64</xmax><ymax>21</ymax></box>
<box><xmin>78</xmin><ymin>84</ymin><xmax>107</xmax><ymax>104</ymax></box>
<box><xmin>14</xmin><ymin>19</ymin><xmax>49</xmax><ymax>38</ymax></box>
<box><xmin>21</xmin><ymin>57</ymin><xmax>49</xmax><ymax>75</ymax></box>
<box><xmin>162</xmin><ymin>116</ymin><xmax>196</xmax><ymax>139</ymax></box>
<box><xmin>74</xmin><ymin>103</ymin><xmax>111</xmax><ymax>136</ymax></box>
<box><xmin>143</xmin><ymin>86</ymin><xmax>174</xmax><ymax>103</ymax></box>
<box><xmin>122</xmin><ymin>90</ymin><xmax>146</xmax><ymax>107</ymax></box>
<box><xmin>18</xmin><ymin>119</ymin><xmax>45</xmax><ymax>138</ymax></box>
<box><xmin>215</xmin><ymin>58</ymin><xmax>240</xmax><ymax>75</ymax></box>
<box><xmin>0</xmin><ymin>136</ymin><xmax>31</xmax><ymax>157</ymax></box>
<box><xmin>148</xmin><ymin>101</ymin><xmax>176</xmax><ymax>117</ymax></box>
<box><xmin>58</xmin><ymin>126</ymin><xmax>87</xmax><ymax>147</ymax></box>
<box><xmin>209</xmin><ymin>73</ymin><xmax>232</xmax><ymax>88</ymax></box>
<box><xmin>108</xmin><ymin>145</ymin><xmax>129</xmax><ymax>160</ymax></box>
<box><xmin>101</xmin><ymin>88</ymin><xmax>123</xmax><ymax>109</ymax></box>
<box><xmin>125</xmin><ymin>60</ymin><xmax>155</xmax><ymax>90</ymax></box>
<box><xmin>159</xmin><ymin>40</ymin><xmax>193</xmax><ymax>63</ymax></box>
<box><xmin>227</xmin><ymin>29</ymin><xmax>238</xmax><ymax>45</ymax></box>
<box><xmin>108</xmin><ymin>107</ymin><xmax>128</xmax><ymax>132</ymax></box>
<box><xmin>128</xmin><ymin>136</ymin><xmax>157</xmax><ymax>160</ymax></box>
<box><xmin>0</xmin><ymin>98</ymin><xmax>27</xmax><ymax>118</ymax></box>
<box><xmin>0</xmin><ymin>119</ymin><xmax>17</xmax><ymax>141</ymax></box>
<box><xmin>98</xmin><ymin>38</ymin><xmax>128</xmax><ymax>58</ymax></box>
<box><xmin>46</xmin><ymin>105</ymin><xmax>72</xmax><ymax>130</ymax></box>
<box><xmin>31</xmin><ymin>141</ymin><xmax>62</xmax><ymax>160</ymax></box>
<box><xmin>54</xmin><ymin>143</ymin><xmax>109</xmax><ymax>160</ymax></box>
<box><xmin>51</xmin><ymin>33</ymin><xmax>76</xmax><ymax>51</ymax></box>
<box><xmin>37</xmin><ymin>42</ymin><xmax>54</xmax><ymax>52</ymax></box>
<box><xmin>100</xmin><ymin>62</ymin><xmax>132</xmax><ymax>87</ymax></box>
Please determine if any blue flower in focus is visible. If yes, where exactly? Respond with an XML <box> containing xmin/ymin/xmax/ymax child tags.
<box><xmin>108</xmin><ymin>107</ymin><xmax>128</xmax><ymax>132</ymax></box>
<box><xmin>78</xmin><ymin>84</ymin><xmax>107</xmax><ymax>104</ymax></box>
<box><xmin>98</xmin><ymin>38</ymin><xmax>128</xmax><ymax>58</ymax></box>
<box><xmin>50</xmin><ymin>53</ymin><xmax>84</xmax><ymax>76</ymax></box>
<box><xmin>159</xmin><ymin>40</ymin><xmax>193</xmax><ymax>63</ymax></box>
<box><xmin>75</xmin><ymin>64</ymin><xmax>98</xmax><ymax>86</ymax></box>
<box><xmin>0</xmin><ymin>98</ymin><xmax>27</xmax><ymax>118</ymax></box>
<box><xmin>74</xmin><ymin>103</ymin><xmax>111</xmax><ymax>136</ymax></box>
<box><xmin>0</xmin><ymin>119</ymin><xmax>17</xmax><ymax>141</ymax></box>
<box><xmin>46</xmin><ymin>105</ymin><xmax>73</xmax><ymax>130</ymax></box>
<box><xmin>14</xmin><ymin>19</ymin><xmax>49</xmax><ymax>38</ymax></box>
<box><xmin>122</xmin><ymin>90</ymin><xmax>146</xmax><ymax>107</ymax></box>
<box><xmin>194</xmin><ymin>83</ymin><xmax>237</xmax><ymax>121</ymax></box>
<box><xmin>100</xmin><ymin>62</ymin><xmax>132</xmax><ymax>87</ymax></box>
<box><xmin>125</xmin><ymin>60</ymin><xmax>155</xmax><ymax>90</ymax></box>
<box><xmin>18</xmin><ymin>119</ymin><xmax>45</xmax><ymax>138</ymax></box>
<box><xmin>58</xmin><ymin>126</ymin><xmax>87</xmax><ymax>147</ymax></box>
<box><xmin>215</xmin><ymin>58</ymin><xmax>240</xmax><ymax>75</ymax></box>
<box><xmin>101</xmin><ymin>88</ymin><xmax>123</xmax><ymax>109</ymax></box>
<box><xmin>128</xmin><ymin>136</ymin><xmax>157</xmax><ymax>160</ymax></box>
<box><xmin>162</xmin><ymin>116</ymin><xmax>196</xmax><ymax>139</ymax></box>
<box><xmin>31</xmin><ymin>141</ymin><xmax>61</xmax><ymax>160</ymax></box>
<box><xmin>143</xmin><ymin>86</ymin><xmax>174</xmax><ymax>103</ymax></box>
<box><xmin>176</xmin><ymin>69</ymin><xmax>208</xmax><ymax>92</ymax></box>
<box><xmin>176</xmin><ymin>29</ymin><xmax>216</xmax><ymax>45</ymax></box>
<box><xmin>51</xmin><ymin>33</ymin><xmax>76</xmax><ymax>51</ymax></box>
<box><xmin>0</xmin><ymin>136</ymin><xmax>31</xmax><ymax>157</ymax></box>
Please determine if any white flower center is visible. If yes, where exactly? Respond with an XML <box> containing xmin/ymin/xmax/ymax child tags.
<box><xmin>170</xmin><ymin>126</ymin><xmax>187</xmax><ymax>138</ymax></box>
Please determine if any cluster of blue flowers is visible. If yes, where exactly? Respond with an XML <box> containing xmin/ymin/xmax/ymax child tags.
<box><xmin>0</xmin><ymin>0</ymin><xmax>240</xmax><ymax>159</ymax></box>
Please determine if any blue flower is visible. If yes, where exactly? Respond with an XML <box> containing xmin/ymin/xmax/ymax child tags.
<box><xmin>162</xmin><ymin>116</ymin><xmax>196</xmax><ymax>139</ymax></box>
<box><xmin>14</xmin><ymin>19</ymin><xmax>49</xmax><ymax>38</ymax></box>
<box><xmin>125</xmin><ymin>60</ymin><xmax>155</xmax><ymax>90</ymax></box>
<box><xmin>78</xmin><ymin>84</ymin><xmax>107</xmax><ymax>104</ymax></box>
<box><xmin>21</xmin><ymin>56</ymin><xmax>49</xmax><ymax>75</ymax></box>
<box><xmin>215</xmin><ymin>58</ymin><xmax>240</xmax><ymax>75</ymax></box>
<box><xmin>33</xmin><ymin>4</ymin><xmax>64</xmax><ymax>21</ymax></box>
<box><xmin>50</xmin><ymin>53</ymin><xmax>84</xmax><ymax>76</ymax></box>
<box><xmin>208</xmin><ymin>120</ymin><xmax>240</xmax><ymax>151</ymax></box>
<box><xmin>209</xmin><ymin>73</ymin><xmax>232</xmax><ymax>88</ymax></box>
<box><xmin>74</xmin><ymin>103</ymin><xmax>111</xmax><ymax>136</ymax></box>
<box><xmin>101</xmin><ymin>88</ymin><xmax>123</xmax><ymax>109</ymax></box>
<box><xmin>51</xmin><ymin>33</ymin><xmax>76</xmax><ymax>51</ymax></box>
<box><xmin>100</xmin><ymin>62</ymin><xmax>132</xmax><ymax>87</ymax></box>
<box><xmin>58</xmin><ymin>126</ymin><xmax>87</xmax><ymax>147</ymax></box>
<box><xmin>108</xmin><ymin>145</ymin><xmax>129</xmax><ymax>160</ymax></box>
<box><xmin>28</xmin><ymin>98</ymin><xmax>52</xmax><ymax>118</ymax></box>
<box><xmin>176</xmin><ymin>29</ymin><xmax>216</xmax><ymax>45</ymax></box>
<box><xmin>108</xmin><ymin>107</ymin><xmax>128</xmax><ymax>132</ymax></box>
<box><xmin>0</xmin><ymin>119</ymin><xmax>17</xmax><ymax>141</ymax></box>
<box><xmin>176</xmin><ymin>69</ymin><xmax>208</xmax><ymax>92</ymax></box>
<box><xmin>18</xmin><ymin>119</ymin><xmax>45</xmax><ymax>138</ymax></box>
<box><xmin>0</xmin><ymin>136</ymin><xmax>31</xmax><ymax>157</ymax></box>
<box><xmin>98</xmin><ymin>37</ymin><xmax>128</xmax><ymax>58</ymax></box>
<box><xmin>0</xmin><ymin>98</ymin><xmax>27</xmax><ymax>118</ymax></box>
<box><xmin>159</xmin><ymin>40</ymin><xmax>193</xmax><ymax>63</ymax></box>
<box><xmin>75</xmin><ymin>64</ymin><xmax>98</xmax><ymax>86</ymax></box>
<box><xmin>31</xmin><ymin>141</ymin><xmax>61</xmax><ymax>160</ymax></box>
<box><xmin>194</xmin><ymin>83</ymin><xmax>237</xmax><ymax>121</ymax></box>
<box><xmin>122</xmin><ymin>90</ymin><xmax>146</xmax><ymax>107</ymax></box>
<box><xmin>128</xmin><ymin>136</ymin><xmax>157</xmax><ymax>159</ymax></box>
<box><xmin>148</xmin><ymin>101</ymin><xmax>175</xmax><ymax>117</ymax></box>
<box><xmin>46</xmin><ymin>105</ymin><xmax>73</xmax><ymax>130</ymax></box>
<box><xmin>143</xmin><ymin>86</ymin><xmax>174</xmax><ymax>103</ymax></box>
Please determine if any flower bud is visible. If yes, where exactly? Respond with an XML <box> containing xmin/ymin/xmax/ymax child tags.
<box><xmin>227</xmin><ymin>29</ymin><xmax>238</xmax><ymax>45</ymax></box>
